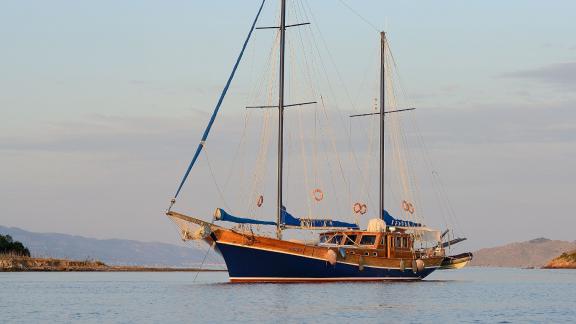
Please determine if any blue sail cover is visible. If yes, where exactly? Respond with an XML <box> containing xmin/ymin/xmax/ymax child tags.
<box><xmin>383</xmin><ymin>210</ymin><xmax>422</xmax><ymax>227</ymax></box>
<box><xmin>282</xmin><ymin>207</ymin><xmax>359</xmax><ymax>229</ymax></box>
<box><xmin>213</xmin><ymin>207</ymin><xmax>358</xmax><ymax>229</ymax></box>
<box><xmin>214</xmin><ymin>208</ymin><xmax>277</xmax><ymax>226</ymax></box>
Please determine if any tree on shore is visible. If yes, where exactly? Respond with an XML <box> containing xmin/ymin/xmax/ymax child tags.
<box><xmin>0</xmin><ymin>234</ymin><xmax>31</xmax><ymax>257</ymax></box>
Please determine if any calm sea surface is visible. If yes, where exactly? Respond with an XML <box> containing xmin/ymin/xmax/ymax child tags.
<box><xmin>1</xmin><ymin>268</ymin><xmax>574</xmax><ymax>323</ymax></box>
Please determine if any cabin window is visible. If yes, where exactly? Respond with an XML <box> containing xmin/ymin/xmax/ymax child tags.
<box><xmin>364</xmin><ymin>252</ymin><xmax>369</xmax><ymax>256</ymax></box>
<box><xmin>395</xmin><ymin>236</ymin><xmax>402</xmax><ymax>248</ymax></box>
<box><xmin>359</xmin><ymin>235</ymin><xmax>376</xmax><ymax>245</ymax></box>
<box><xmin>319</xmin><ymin>235</ymin><xmax>328</xmax><ymax>243</ymax></box>
<box><xmin>330</xmin><ymin>235</ymin><xmax>343</xmax><ymax>245</ymax></box>
<box><xmin>343</xmin><ymin>234</ymin><xmax>357</xmax><ymax>245</ymax></box>
<box><xmin>402</xmin><ymin>237</ymin><xmax>408</xmax><ymax>248</ymax></box>
<box><xmin>373</xmin><ymin>252</ymin><xmax>378</xmax><ymax>256</ymax></box>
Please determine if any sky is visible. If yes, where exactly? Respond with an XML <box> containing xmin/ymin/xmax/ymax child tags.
<box><xmin>1</xmin><ymin>0</ymin><xmax>575</xmax><ymax>251</ymax></box>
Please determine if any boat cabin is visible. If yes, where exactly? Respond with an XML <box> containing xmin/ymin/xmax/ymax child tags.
<box><xmin>318</xmin><ymin>229</ymin><xmax>414</xmax><ymax>259</ymax></box>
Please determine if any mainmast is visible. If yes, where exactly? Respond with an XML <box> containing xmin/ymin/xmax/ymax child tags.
<box><xmin>350</xmin><ymin>32</ymin><xmax>415</xmax><ymax>220</ymax></box>
<box><xmin>276</xmin><ymin>0</ymin><xmax>287</xmax><ymax>239</ymax></box>
<box><xmin>379</xmin><ymin>32</ymin><xmax>386</xmax><ymax>220</ymax></box>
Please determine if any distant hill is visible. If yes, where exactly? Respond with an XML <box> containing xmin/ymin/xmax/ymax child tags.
<box><xmin>471</xmin><ymin>238</ymin><xmax>576</xmax><ymax>268</ymax></box>
<box><xmin>0</xmin><ymin>226</ymin><xmax>223</xmax><ymax>267</ymax></box>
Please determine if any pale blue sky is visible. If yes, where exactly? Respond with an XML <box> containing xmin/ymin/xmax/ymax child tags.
<box><xmin>1</xmin><ymin>1</ymin><xmax>575</xmax><ymax>250</ymax></box>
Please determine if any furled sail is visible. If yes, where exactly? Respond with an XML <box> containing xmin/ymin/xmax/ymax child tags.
<box><xmin>281</xmin><ymin>207</ymin><xmax>359</xmax><ymax>229</ymax></box>
<box><xmin>214</xmin><ymin>208</ymin><xmax>277</xmax><ymax>226</ymax></box>
<box><xmin>213</xmin><ymin>207</ymin><xmax>359</xmax><ymax>229</ymax></box>
<box><xmin>383</xmin><ymin>210</ymin><xmax>422</xmax><ymax>227</ymax></box>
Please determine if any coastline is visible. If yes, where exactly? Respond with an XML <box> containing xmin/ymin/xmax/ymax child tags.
<box><xmin>542</xmin><ymin>250</ymin><xmax>576</xmax><ymax>269</ymax></box>
<box><xmin>0</xmin><ymin>255</ymin><xmax>225</xmax><ymax>272</ymax></box>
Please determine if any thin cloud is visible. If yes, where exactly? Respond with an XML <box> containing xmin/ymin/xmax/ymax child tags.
<box><xmin>501</xmin><ymin>62</ymin><xmax>576</xmax><ymax>89</ymax></box>
<box><xmin>2</xmin><ymin>100</ymin><xmax>576</xmax><ymax>158</ymax></box>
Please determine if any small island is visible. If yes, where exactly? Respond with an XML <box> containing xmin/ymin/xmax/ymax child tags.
<box><xmin>543</xmin><ymin>250</ymin><xmax>576</xmax><ymax>269</ymax></box>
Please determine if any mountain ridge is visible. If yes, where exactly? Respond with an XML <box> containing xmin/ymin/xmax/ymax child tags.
<box><xmin>471</xmin><ymin>237</ymin><xmax>576</xmax><ymax>268</ymax></box>
<box><xmin>0</xmin><ymin>225</ymin><xmax>222</xmax><ymax>267</ymax></box>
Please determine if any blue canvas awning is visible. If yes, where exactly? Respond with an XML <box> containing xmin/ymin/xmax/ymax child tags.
<box><xmin>383</xmin><ymin>210</ymin><xmax>422</xmax><ymax>227</ymax></box>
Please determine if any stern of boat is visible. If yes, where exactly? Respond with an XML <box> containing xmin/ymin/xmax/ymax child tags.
<box><xmin>439</xmin><ymin>252</ymin><xmax>473</xmax><ymax>270</ymax></box>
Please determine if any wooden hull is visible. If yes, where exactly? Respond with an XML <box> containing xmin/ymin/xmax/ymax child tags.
<box><xmin>212</xmin><ymin>228</ymin><xmax>443</xmax><ymax>283</ymax></box>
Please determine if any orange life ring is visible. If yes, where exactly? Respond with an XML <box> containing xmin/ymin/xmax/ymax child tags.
<box><xmin>402</xmin><ymin>200</ymin><xmax>410</xmax><ymax>212</ymax></box>
<box><xmin>402</xmin><ymin>200</ymin><xmax>415</xmax><ymax>214</ymax></box>
<box><xmin>313</xmin><ymin>188</ymin><xmax>324</xmax><ymax>202</ymax></box>
<box><xmin>256</xmin><ymin>195</ymin><xmax>264</xmax><ymax>207</ymax></box>
<box><xmin>359</xmin><ymin>204</ymin><xmax>367</xmax><ymax>215</ymax></box>
<box><xmin>353</xmin><ymin>202</ymin><xmax>362</xmax><ymax>214</ymax></box>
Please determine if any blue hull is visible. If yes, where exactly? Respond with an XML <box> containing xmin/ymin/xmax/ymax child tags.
<box><xmin>216</xmin><ymin>242</ymin><xmax>437</xmax><ymax>282</ymax></box>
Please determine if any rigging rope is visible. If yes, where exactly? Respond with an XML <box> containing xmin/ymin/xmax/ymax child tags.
<box><xmin>288</xmin><ymin>41</ymin><xmax>314</xmax><ymax>217</ymax></box>
<box><xmin>387</xmin><ymin>41</ymin><xmax>462</xmax><ymax>235</ymax></box>
<box><xmin>203</xmin><ymin>146</ymin><xmax>231</xmax><ymax>211</ymax></box>
<box><xmin>299</xmin><ymin>0</ymin><xmax>378</xmax><ymax>216</ymax></box>
<box><xmin>246</xmin><ymin>32</ymin><xmax>279</xmax><ymax>217</ymax></box>
<box><xmin>247</xmin><ymin>33</ymin><xmax>278</xmax><ymax>216</ymax></box>
<box><xmin>171</xmin><ymin>0</ymin><xmax>266</xmax><ymax>203</ymax></box>
<box><xmin>336</xmin><ymin>0</ymin><xmax>380</xmax><ymax>33</ymax></box>
<box><xmin>192</xmin><ymin>242</ymin><xmax>214</xmax><ymax>283</ymax></box>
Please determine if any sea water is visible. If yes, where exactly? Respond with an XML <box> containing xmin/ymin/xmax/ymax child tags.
<box><xmin>1</xmin><ymin>268</ymin><xmax>574</xmax><ymax>323</ymax></box>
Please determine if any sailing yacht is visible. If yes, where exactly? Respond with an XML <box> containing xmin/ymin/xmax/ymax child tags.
<box><xmin>165</xmin><ymin>0</ymin><xmax>472</xmax><ymax>282</ymax></box>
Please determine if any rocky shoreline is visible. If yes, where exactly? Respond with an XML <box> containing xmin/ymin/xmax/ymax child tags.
<box><xmin>0</xmin><ymin>255</ymin><xmax>225</xmax><ymax>272</ymax></box>
<box><xmin>543</xmin><ymin>250</ymin><xmax>576</xmax><ymax>269</ymax></box>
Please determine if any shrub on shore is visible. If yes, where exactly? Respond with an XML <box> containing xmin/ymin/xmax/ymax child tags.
<box><xmin>559</xmin><ymin>251</ymin><xmax>576</xmax><ymax>263</ymax></box>
<box><xmin>0</xmin><ymin>234</ymin><xmax>31</xmax><ymax>257</ymax></box>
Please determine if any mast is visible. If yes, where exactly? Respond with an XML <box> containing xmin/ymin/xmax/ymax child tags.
<box><xmin>351</xmin><ymin>33</ymin><xmax>415</xmax><ymax>220</ymax></box>
<box><xmin>277</xmin><ymin>0</ymin><xmax>286</xmax><ymax>239</ymax></box>
<box><xmin>379</xmin><ymin>31</ymin><xmax>386</xmax><ymax>220</ymax></box>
